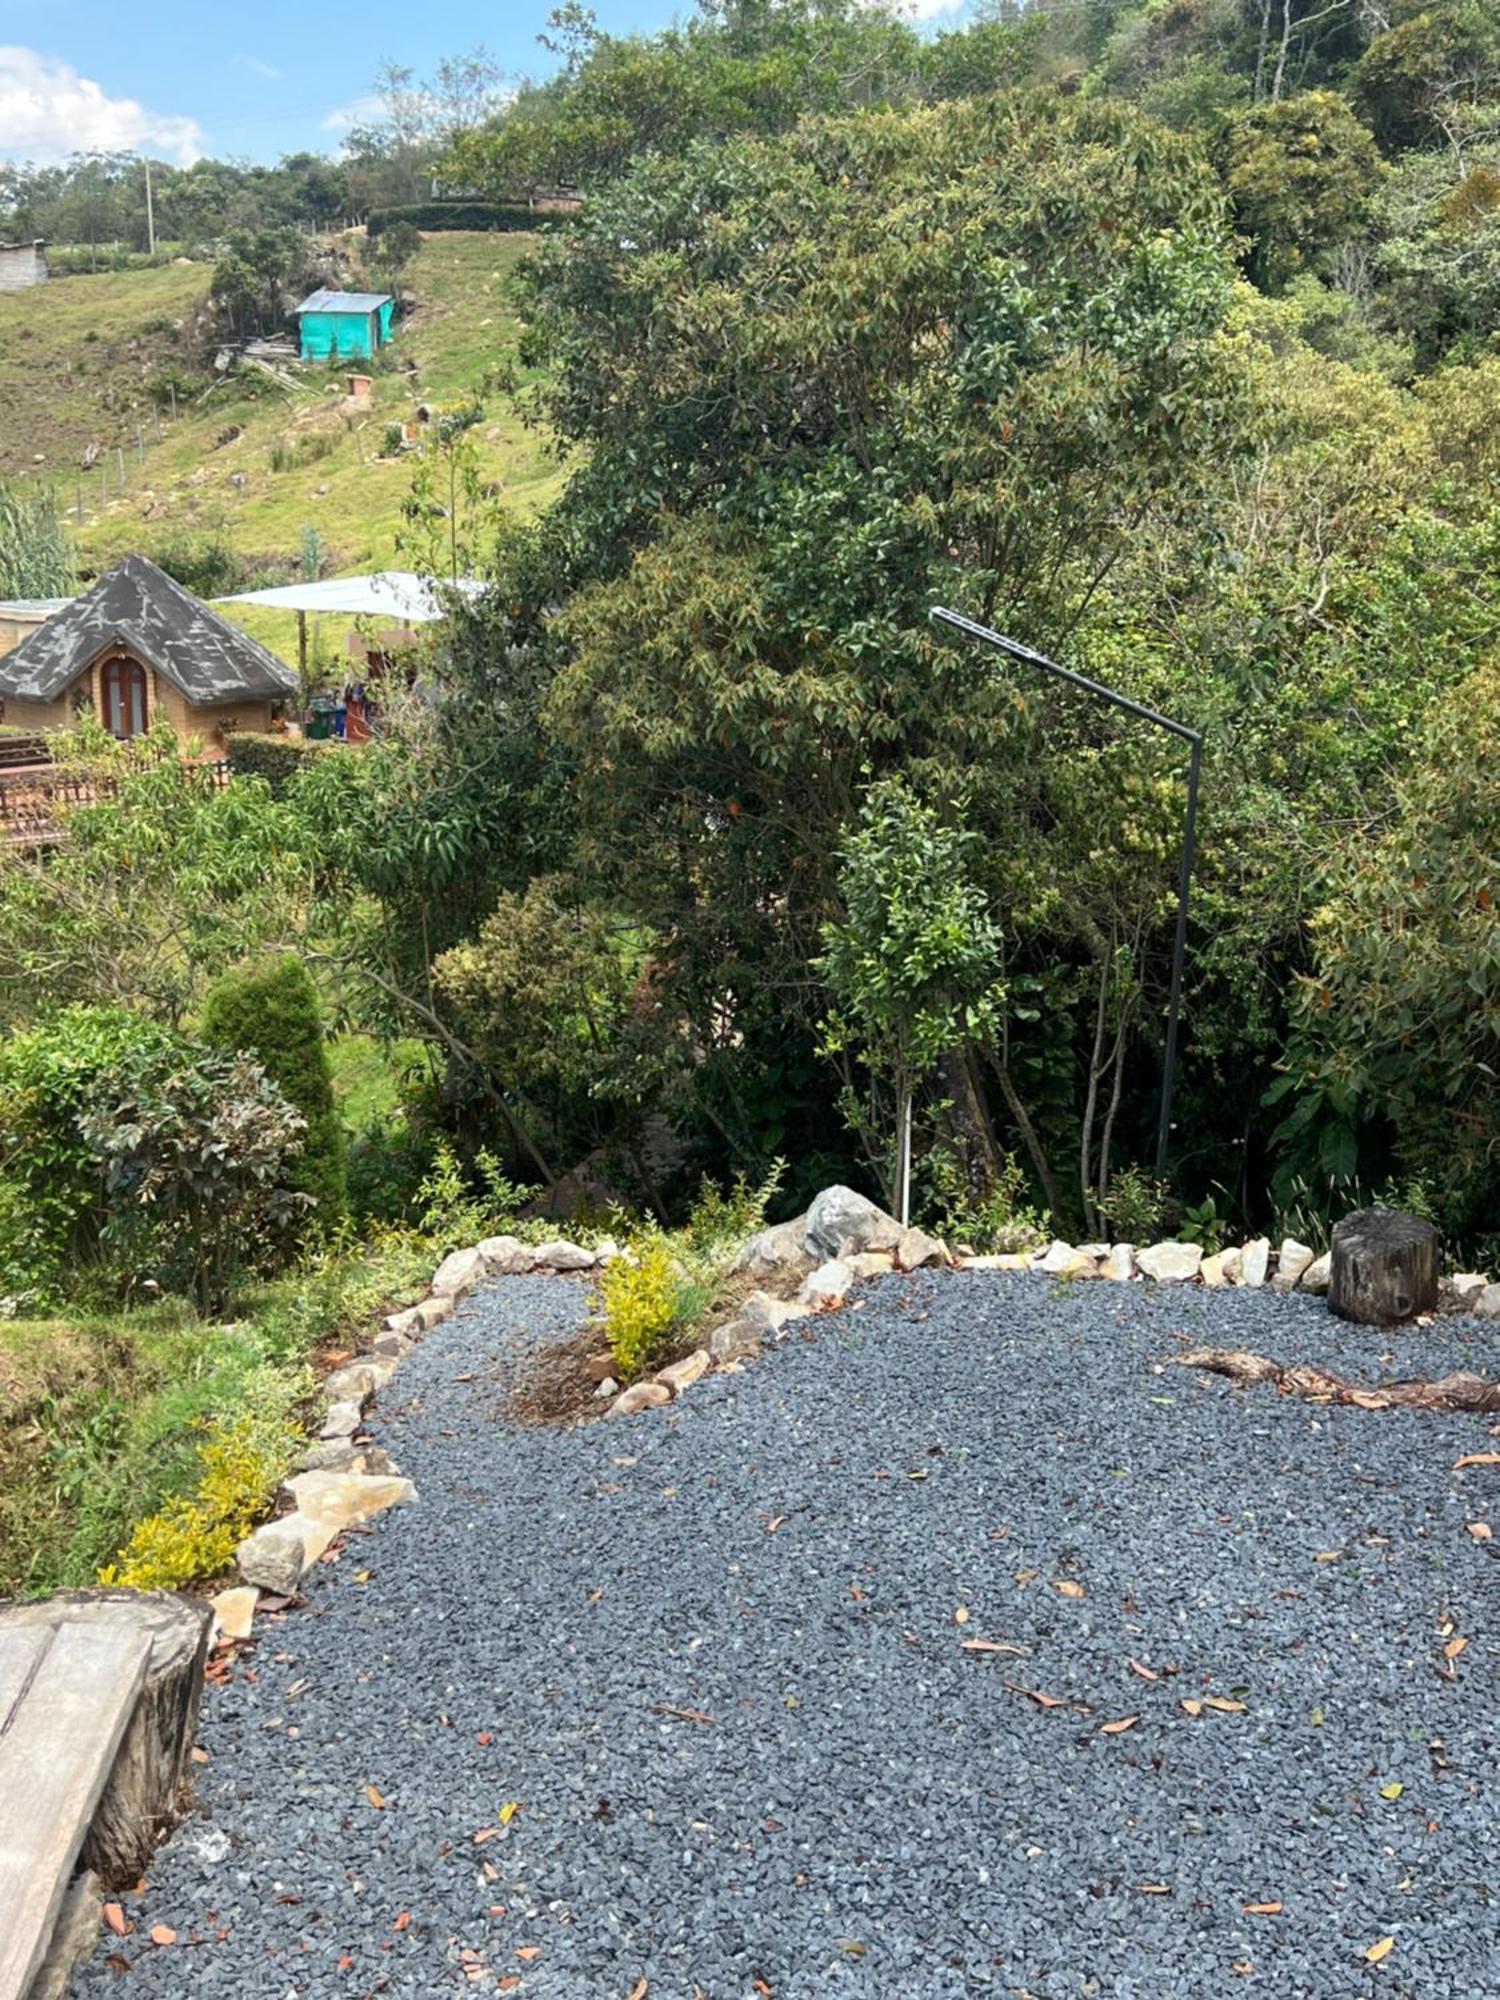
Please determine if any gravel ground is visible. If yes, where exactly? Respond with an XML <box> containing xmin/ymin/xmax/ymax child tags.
<box><xmin>74</xmin><ymin>1271</ymin><xmax>1500</xmax><ymax>2000</ymax></box>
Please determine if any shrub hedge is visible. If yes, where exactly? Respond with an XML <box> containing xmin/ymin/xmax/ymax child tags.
<box><xmin>225</xmin><ymin>732</ymin><xmax>330</xmax><ymax>796</ymax></box>
<box><xmin>201</xmin><ymin>957</ymin><xmax>348</xmax><ymax>1233</ymax></box>
<box><xmin>366</xmin><ymin>201</ymin><xmax>564</xmax><ymax>236</ymax></box>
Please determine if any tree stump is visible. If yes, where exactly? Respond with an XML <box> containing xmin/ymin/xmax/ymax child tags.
<box><xmin>1328</xmin><ymin>1208</ymin><xmax>1439</xmax><ymax>1327</ymax></box>
<box><xmin>0</xmin><ymin>1589</ymin><xmax>211</xmax><ymax>1885</ymax></box>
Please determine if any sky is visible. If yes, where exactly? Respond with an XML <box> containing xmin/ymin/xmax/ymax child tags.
<box><xmin>0</xmin><ymin>0</ymin><xmax>712</xmax><ymax>169</ymax></box>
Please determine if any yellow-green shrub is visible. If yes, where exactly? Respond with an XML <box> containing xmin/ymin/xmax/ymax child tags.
<box><xmin>599</xmin><ymin>1241</ymin><xmax>689</xmax><ymax>1381</ymax></box>
<box><xmin>99</xmin><ymin>1400</ymin><xmax>301</xmax><ymax>1591</ymax></box>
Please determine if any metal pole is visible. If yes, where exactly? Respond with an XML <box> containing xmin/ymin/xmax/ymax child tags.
<box><xmin>929</xmin><ymin>605</ymin><xmax>1203</xmax><ymax>1174</ymax></box>
<box><xmin>1156</xmin><ymin>735</ymin><xmax>1201</xmax><ymax>1170</ymax></box>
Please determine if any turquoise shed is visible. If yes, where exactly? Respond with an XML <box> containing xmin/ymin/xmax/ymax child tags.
<box><xmin>295</xmin><ymin>288</ymin><xmax>395</xmax><ymax>362</ymax></box>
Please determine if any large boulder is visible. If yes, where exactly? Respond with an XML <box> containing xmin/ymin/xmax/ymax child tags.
<box><xmin>732</xmin><ymin>1215</ymin><xmax>813</xmax><ymax>1278</ymax></box>
<box><xmin>236</xmin><ymin>1517</ymin><xmax>314</xmax><ymax>1595</ymax></box>
<box><xmin>1037</xmin><ymin>1241</ymin><xmax>1098</xmax><ymax>1280</ymax></box>
<box><xmin>431</xmin><ymin>1246</ymin><xmax>486</xmax><ymax>1298</ymax></box>
<box><xmin>1272</xmin><ymin>1238</ymin><xmax>1315</xmax><ymax>1294</ymax></box>
<box><xmin>800</xmin><ymin>1258</ymin><xmax>856</xmax><ymax>1308</ymax></box>
<box><xmin>1136</xmin><ymin>1241</ymin><xmax>1203</xmax><ymax>1284</ymax></box>
<box><xmin>478</xmin><ymin>1234</ymin><xmax>536</xmax><ymax>1275</ymax></box>
<box><xmin>805</xmin><ymin>1187</ymin><xmax>903</xmax><ymax>1260</ymax></box>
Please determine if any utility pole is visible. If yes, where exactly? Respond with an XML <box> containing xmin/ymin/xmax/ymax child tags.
<box><xmin>144</xmin><ymin>159</ymin><xmax>156</xmax><ymax>258</ymax></box>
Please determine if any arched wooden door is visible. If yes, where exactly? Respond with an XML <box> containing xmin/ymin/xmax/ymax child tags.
<box><xmin>100</xmin><ymin>655</ymin><xmax>148</xmax><ymax>739</ymax></box>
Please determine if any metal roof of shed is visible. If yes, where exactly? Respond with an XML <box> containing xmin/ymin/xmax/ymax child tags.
<box><xmin>216</xmin><ymin>571</ymin><xmax>487</xmax><ymax>623</ymax></box>
<box><xmin>296</xmin><ymin>289</ymin><xmax>393</xmax><ymax>315</ymax></box>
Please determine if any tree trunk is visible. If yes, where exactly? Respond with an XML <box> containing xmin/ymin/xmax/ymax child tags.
<box><xmin>1328</xmin><ymin>1208</ymin><xmax>1439</xmax><ymax>1326</ymax></box>
<box><xmin>0</xmin><ymin>1590</ymin><xmax>211</xmax><ymax>1887</ymax></box>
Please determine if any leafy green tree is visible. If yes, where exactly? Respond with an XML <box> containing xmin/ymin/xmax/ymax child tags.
<box><xmin>201</xmin><ymin>956</ymin><xmax>348</xmax><ymax>1231</ymax></box>
<box><xmin>1354</xmin><ymin>0</ymin><xmax>1500</xmax><ymax>153</ymax></box>
<box><xmin>1273</xmin><ymin>656</ymin><xmax>1500</xmax><ymax>1246</ymax></box>
<box><xmin>818</xmin><ymin>781</ymin><xmax>1004</xmax><ymax>1221</ymax></box>
<box><xmin>0</xmin><ymin>730</ymin><xmax>306</xmax><ymax>1029</ymax></box>
<box><xmin>1223</xmin><ymin>91</ymin><xmax>1384</xmax><ymax>289</ymax></box>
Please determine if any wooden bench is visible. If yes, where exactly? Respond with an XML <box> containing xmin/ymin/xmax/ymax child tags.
<box><xmin>0</xmin><ymin>1594</ymin><xmax>210</xmax><ymax>2000</ymax></box>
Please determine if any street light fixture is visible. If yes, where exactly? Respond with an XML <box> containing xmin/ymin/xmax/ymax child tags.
<box><xmin>928</xmin><ymin>604</ymin><xmax>1203</xmax><ymax>1174</ymax></box>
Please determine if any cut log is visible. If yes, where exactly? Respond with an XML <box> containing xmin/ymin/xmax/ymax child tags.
<box><xmin>0</xmin><ymin>1590</ymin><xmax>211</xmax><ymax>1886</ymax></box>
<box><xmin>1328</xmin><ymin>1208</ymin><xmax>1439</xmax><ymax>1326</ymax></box>
<box><xmin>0</xmin><ymin>1623</ymin><xmax>147</xmax><ymax>2000</ymax></box>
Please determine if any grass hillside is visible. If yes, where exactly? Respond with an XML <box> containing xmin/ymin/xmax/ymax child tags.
<box><xmin>0</xmin><ymin>235</ymin><xmax>563</xmax><ymax>660</ymax></box>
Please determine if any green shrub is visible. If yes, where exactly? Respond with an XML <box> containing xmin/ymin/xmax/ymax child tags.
<box><xmin>97</xmin><ymin>1394</ymin><xmax>303</xmax><ymax>1590</ymax></box>
<box><xmin>366</xmin><ymin>201</ymin><xmax>559</xmax><ymax>236</ymax></box>
<box><xmin>683</xmin><ymin>1160</ymin><xmax>785</xmax><ymax>1257</ymax></box>
<box><xmin>83</xmin><ymin>1045</ymin><xmax>308</xmax><ymax>1313</ymax></box>
<box><xmin>201</xmin><ymin>957</ymin><xmax>347</xmax><ymax>1233</ymax></box>
<box><xmin>150</xmin><ymin>532</ymin><xmax>248</xmax><ymax>596</ymax></box>
<box><xmin>598</xmin><ymin>1240</ymin><xmax>693</xmax><ymax>1381</ymax></box>
<box><xmin>414</xmin><ymin>1138</ymin><xmax>535</xmax><ymax>1251</ymax></box>
<box><xmin>0</xmin><ymin>1007</ymin><xmax>178</xmax><ymax>1304</ymax></box>
<box><xmin>224</xmin><ymin>732</ymin><xmax>330</xmax><ymax>795</ymax></box>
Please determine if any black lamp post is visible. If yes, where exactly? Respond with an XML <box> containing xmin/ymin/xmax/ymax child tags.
<box><xmin>928</xmin><ymin>605</ymin><xmax>1203</xmax><ymax>1174</ymax></box>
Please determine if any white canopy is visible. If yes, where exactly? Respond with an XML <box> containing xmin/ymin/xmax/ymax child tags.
<box><xmin>217</xmin><ymin>571</ymin><xmax>487</xmax><ymax>624</ymax></box>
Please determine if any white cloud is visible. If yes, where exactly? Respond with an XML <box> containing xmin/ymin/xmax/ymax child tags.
<box><xmin>320</xmin><ymin>93</ymin><xmax>383</xmax><ymax>134</ymax></box>
<box><xmin>0</xmin><ymin>45</ymin><xmax>204</xmax><ymax>165</ymax></box>
<box><xmin>235</xmin><ymin>54</ymin><xmax>282</xmax><ymax>81</ymax></box>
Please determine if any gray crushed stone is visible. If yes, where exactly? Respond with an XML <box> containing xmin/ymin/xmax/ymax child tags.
<box><xmin>72</xmin><ymin>1272</ymin><xmax>1500</xmax><ymax>1999</ymax></box>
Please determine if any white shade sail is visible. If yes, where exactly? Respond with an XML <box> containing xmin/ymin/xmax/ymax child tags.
<box><xmin>216</xmin><ymin>572</ymin><xmax>487</xmax><ymax>624</ymax></box>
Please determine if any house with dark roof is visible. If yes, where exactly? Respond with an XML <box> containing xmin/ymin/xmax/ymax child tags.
<box><xmin>295</xmin><ymin>289</ymin><xmax>395</xmax><ymax>362</ymax></box>
<box><xmin>0</xmin><ymin>555</ymin><xmax>297</xmax><ymax>746</ymax></box>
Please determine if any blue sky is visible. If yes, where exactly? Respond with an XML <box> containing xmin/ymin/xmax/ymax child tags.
<box><xmin>0</xmin><ymin>0</ymin><xmax>692</xmax><ymax>167</ymax></box>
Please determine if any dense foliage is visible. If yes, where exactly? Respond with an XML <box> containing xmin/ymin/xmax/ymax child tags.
<box><xmin>201</xmin><ymin>956</ymin><xmax>349</xmax><ymax>1235</ymax></box>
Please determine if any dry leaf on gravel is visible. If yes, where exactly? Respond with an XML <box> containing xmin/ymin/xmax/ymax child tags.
<box><xmin>1127</xmin><ymin>1658</ymin><xmax>1159</xmax><ymax>1681</ymax></box>
<box><xmin>364</xmin><ymin>1784</ymin><xmax>387</xmax><ymax>1809</ymax></box>
<box><xmin>1002</xmin><ymin>1680</ymin><xmax>1067</xmax><ymax>1708</ymax></box>
<box><xmin>1243</xmin><ymin>1901</ymin><xmax>1283</xmax><ymax>1915</ymax></box>
<box><xmin>1454</xmin><ymin>1452</ymin><xmax>1500</xmax><ymax>1469</ymax></box>
<box><xmin>1100</xmin><ymin>1715</ymin><xmax>1138</xmax><ymax>1735</ymax></box>
<box><xmin>1051</xmin><ymin>1580</ymin><xmax>1086</xmax><ymax>1599</ymax></box>
<box><xmin>1466</xmin><ymin>1522</ymin><xmax>1492</xmax><ymax>1540</ymax></box>
<box><xmin>1180</xmin><ymin>1699</ymin><xmax>1203</xmax><ymax>1716</ymax></box>
<box><xmin>103</xmin><ymin>1904</ymin><xmax>131</xmax><ymax>1937</ymax></box>
<box><xmin>393</xmin><ymin>1911</ymin><xmax>411</xmax><ymax>1932</ymax></box>
<box><xmin>1134</xmin><ymin>1883</ymin><xmax>1170</xmax><ymax>1895</ymax></box>
<box><xmin>517</xmin><ymin>1945</ymin><xmax>541</xmax><ymax>1961</ymax></box>
<box><xmin>628</xmin><ymin>1982</ymin><xmax>648</xmax><ymax>2000</ymax></box>
<box><xmin>1444</xmin><ymin>1637</ymin><xmax>1468</xmax><ymax>1660</ymax></box>
<box><xmin>499</xmin><ymin>1800</ymin><xmax>522</xmax><ymax>1824</ymax></box>
<box><xmin>148</xmin><ymin>1925</ymin><xmax>177</xmax><ymax>1946</ymax></box>
<box><xmin>1202</xmin><ymin>1696</ymin><xmax>1247</xmax><ymax>1712</ymax></box>
<box><xmin>1365</xmin><ymin>1937</ymin><xmax>1395</xmax><ymax>1965</ymax></box>
<box><xmin>960</xmin><ymin>1638</ymin><xmax>1029</xmax><ymax>1656</ymax></box>
<box><xmin>1381</xmin><ymin>1782</ymin><xmax>1404</xmax><ymax>1800</ymax></box>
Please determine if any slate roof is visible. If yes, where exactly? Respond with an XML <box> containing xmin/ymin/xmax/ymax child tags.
<box><xmin>296</xmin><ymin>289</ymin><xmax>392</xmax><ymax>315</ymax></box>
<box><xmin>0</xmin><ymin>556</ymin><xmax>299</xmax><ymax>704</ymax></box>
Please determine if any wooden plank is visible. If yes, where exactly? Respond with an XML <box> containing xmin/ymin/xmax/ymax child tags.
<box><xmin>0</xmin><ymin>1630</ymin><xmax>48</xmax><ymax>1737</ymax></box>
<box><xmin>0</xmin><ymin>1623</ymin><xmax>150</xmax><ymax>2000</ymax></box>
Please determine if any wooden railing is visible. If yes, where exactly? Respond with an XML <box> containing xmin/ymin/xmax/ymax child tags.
<box><xmin>0</xmin><ymin>759</ymin><xmax>231</xmax><ymax>845</ymax></box>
